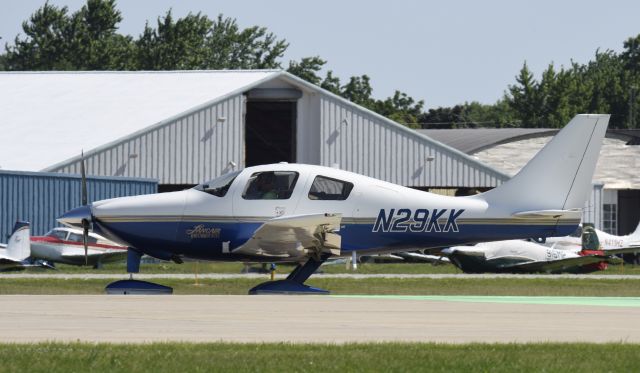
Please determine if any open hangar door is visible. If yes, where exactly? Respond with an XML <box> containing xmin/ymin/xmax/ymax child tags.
<box><xmin>244</xmin><ymin>88</ymin><xmax>302</xmax><ymax>167</ymax></box>
<box><xmin>618</xmin><ymin>190</ymin><xmax>640</xmax><ymax>235</ymax></box>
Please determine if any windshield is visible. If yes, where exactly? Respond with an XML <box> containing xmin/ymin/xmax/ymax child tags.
<box><xmin>194</xmin><ymin>171</ymin><xmax>241</xmax><ymax>197</ymax></box>
<box><xmin>46</xmin><ymin>229</ymin><xmax>68</xmax><ymax>240</ymax></box>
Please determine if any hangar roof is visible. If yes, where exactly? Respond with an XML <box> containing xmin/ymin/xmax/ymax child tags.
<box><xmin>418</xmin><ymin>128</ymin><xmax>557</xmax><ymax>154</ymax></box>
<box><xmin>421</xmin><ymin>128</ymin><xmax>640</xmax><ymax>189</ymax></box>
<box><xmin>0</xmin><ymin>70</ymin><xmax>278</xmax><ymax>171</ymax></box>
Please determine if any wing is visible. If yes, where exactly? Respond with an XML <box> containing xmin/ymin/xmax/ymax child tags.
<box><xmin>602</xmin><ymin>245</ymin><xmax>640</xmax><ymax>256</ymax></box>
<box><xmin>0</xmin><ymin>255</ymin><xmax>26</xmax><ymax>271</ymax></box>
<box><xmin>61</xmin><ymin>250</ymin><xmax>127</xmax><ymax>262</ymax></box>
<box><xmin>232</xmin><ymin>213</ymin><xmax>342</xmax><ymax>259</ymax></box>
<box><xmin>499</xmin><ymin>255</ymin><xmax>608</xmax><ymax>273</ymax></box>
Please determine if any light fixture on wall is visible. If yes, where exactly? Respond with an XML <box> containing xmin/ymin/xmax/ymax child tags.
<box><xmin>217</xmin><ymin>116</ymin><xmax>227</xmax><ymax>123</ymax></box>
<box><xmin>425</xmin><ymin>155</ymin><xmax>435</xmax><ymax>163</ymax></box>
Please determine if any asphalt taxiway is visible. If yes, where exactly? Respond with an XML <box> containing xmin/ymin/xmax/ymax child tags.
<box><xmin>1</xmin><ymin>295</ymin><xmax>639</xmax><ymax>343</ymax></box>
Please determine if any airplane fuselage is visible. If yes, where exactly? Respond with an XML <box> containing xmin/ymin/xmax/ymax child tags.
<box><xmin>84</xmin><ymin>164</ymin><xmax>580</xmax><ymax>263</ymax></box>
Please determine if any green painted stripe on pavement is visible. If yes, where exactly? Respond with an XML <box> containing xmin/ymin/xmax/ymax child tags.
<box><xmin>331</xmin><ymin>295</ymin><xmax>640</xmax><ymax>307</ymax></box>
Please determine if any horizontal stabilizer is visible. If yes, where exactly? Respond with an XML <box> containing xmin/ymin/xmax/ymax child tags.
<box><xmin>512</xmin><ymin>209</ymin><xmax>583</xmax><ymax>220</ymax></box>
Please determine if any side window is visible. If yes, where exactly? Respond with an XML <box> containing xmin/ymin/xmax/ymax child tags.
<box><xmin>242</xmin><ymin>171</ymin><xmax>299</xmax><ymax>200</ymax></box>
<box><xmin>308</xmin><ymin>175</ymin><xmax>354</xmax><ymax>200</ymax></box>
<box><xmin>68</xmin><ymin>233</ymin><xmax>83</xmax><ymax>242</ymax></box>
<box><xmin>67</xmin><ymin>232</ymin><xmax>98</xmax><ymax>244</ymax></box>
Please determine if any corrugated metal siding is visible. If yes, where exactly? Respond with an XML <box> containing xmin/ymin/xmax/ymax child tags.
<box><xmin>583</xmin><ymin>183</ymin><xmax>603</xmax><ymax>229</ymax></box>
<box><xmin>318</xmin><ymin>96</ymin><xmax>508</xmax><ymax>187</ymax></box>
<box><xmin>0</xmin><ymin>170</ymin><xmax>157</xmax><ymax>241</ymax></box>
<box><xmin>49</xmin><ymin>94</ymin><xmax>245</xmax><ymax>185</ymax></box>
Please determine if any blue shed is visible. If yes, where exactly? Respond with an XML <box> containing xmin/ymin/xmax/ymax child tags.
<box><xmin>0</xmin><ymin>170</ymin><xmax>157</xmax><ymax>241</ymax></box>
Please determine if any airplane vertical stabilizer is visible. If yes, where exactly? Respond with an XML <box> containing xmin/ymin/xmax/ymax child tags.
<box><xmin>6</xmin><ymin>221</ymin><xmax>31</xmax><ymax>261</ymax></box>
<box><xmin>475</xmin><ymin>114</ymin><xmax>609</xmax><ymax>212</ymax></box>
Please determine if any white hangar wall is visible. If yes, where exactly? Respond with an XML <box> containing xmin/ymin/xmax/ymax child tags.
<box><xmin>51</xmin><ymin>94</ymin><xmax>245</xmax><ymax>185</ymax></box>
<box><xmin>316</xmin><ymin>95</ymin><xmax>507</xmax><ymax>187</ymax></box>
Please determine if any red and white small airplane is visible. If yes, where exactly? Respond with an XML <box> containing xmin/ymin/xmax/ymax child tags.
<box><xmin>0</xmin><ymin>222</ymin><xmax>52</xmax><ymax>271</ymax></box>
<box><xmin>30</xmin><ymin>227</ymin><xmax>127</xmax><ymax>267</ymax></box>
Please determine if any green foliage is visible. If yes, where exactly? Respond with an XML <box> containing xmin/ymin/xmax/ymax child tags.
<box><xmin>286</xmin><ymin>56</ymin><xmax>325</xmax><ymax>85</ymax></box>
<box><xmin>503</xmin><ymin>39</ymin><xmax>640</xmax><ymax>129</ymax></box>
<box><xmin>4</xmin><ymin>0</ymin><xmax>134</xmax><ymax>70</ymax></box>
<box><xmin>418</xmin><ymin>100</ymin><xmax>515</xmax><ymax>128</ymax></box>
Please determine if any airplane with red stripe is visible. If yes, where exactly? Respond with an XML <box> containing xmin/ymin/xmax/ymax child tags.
<box><xmin>30</xmin><ymin>227</ymin><xmax>127</xmax><ymax>268</ymax></box>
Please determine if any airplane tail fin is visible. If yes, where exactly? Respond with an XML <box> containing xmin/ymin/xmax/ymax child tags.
<box><xmin>475</xmin><ymin>114</ymin><xmax>609</xmax><ymax>214</ymax></box>
<box><xmin>6</xmin><ymin>221</ymin><xmax>31</xmax><ymax>261</ymax></box>
<box><xmin>581</xmin><ymin>223</ymin><xmax>600</xmax><ymax>251</ymax></box>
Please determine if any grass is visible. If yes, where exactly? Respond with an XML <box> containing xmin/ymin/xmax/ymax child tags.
<box><xmin>15</xmin><ymin>261</ymin><xmax>463</xmax><ymax>274</ymax></box>
<box><xmin>1</xmin><ymin>342</ymin><xmax>640</xmax><ymax>372</ymax></box>
<box><xmin>15</xmin><ymin>260</ymin><xmax>640</xmax><ymax>275</ymax></box>
<box><xmin>4</xmin><ymin>277</ymin><xmax>640</xmax><ymax>296</ymax></box>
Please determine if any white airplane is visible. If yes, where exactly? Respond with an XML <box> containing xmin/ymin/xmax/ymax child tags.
<box><xmin>0</xmin><ymin>222</ymin><xmax>52</xmax><ymax>272</ymax></box>
<box><xmin>30</xmin><ymin>227</ymin><xmax>127</xmax><ymax>268</ymax></box>
<box><xmin>442</xmin><ymin>223</ymin><xmax>640</xmax><ymax>273</ymax></box>
<box><xmin>545</xmin><ymin>222</ymin><xmax>640</xmax><ymax>252</ymax></box>
<box><xmin>58</xmin><ymin>114</ymin><xmax>609</xmax><ymax>294</ymax></box>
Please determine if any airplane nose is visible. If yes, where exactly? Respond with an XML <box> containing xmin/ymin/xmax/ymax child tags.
<box><xmin>57</xmin><ymin>205</ymin><xmax>92</xmax><ymax>228</ymax></box>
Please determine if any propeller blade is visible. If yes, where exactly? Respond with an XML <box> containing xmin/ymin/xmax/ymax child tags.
<box><xmin>82</xmin><ymin>220</ymin><xmax>89</xmax><ymax>266</ymax></box>
<box><xmin>80</xmin><ymin>151</ymin><xmax>87</xmax><ymax>206</ymax></box>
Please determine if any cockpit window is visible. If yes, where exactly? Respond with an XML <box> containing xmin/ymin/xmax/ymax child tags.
<box><xmin>46</xmin><ymin>229</ymin><xmax>68</xmax><ymax>240</ymax></box>
<box><xmin>242</xmin><ymin>171</ymin><xmax>299</xmax><ymax>200</ymax></box>
<box><xmin>308</xmin><ymin>175</ymin><xmax>354</xmax><ymax>200</ymax></box>
<box><xmin>194</xmin><ymin>171</ymin><xmax>241</xmax><ymax>197</ymax></box>
<box><xmin>68</xmin><ymin>232</ymin><xmax>98</xmax><ymax>244</ymax></box>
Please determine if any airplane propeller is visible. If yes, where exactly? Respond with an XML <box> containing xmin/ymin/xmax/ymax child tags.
<box><xmin>80</xmin><ymin>151</ymin><xmax>89</xmax><ymax>266</ymax></box>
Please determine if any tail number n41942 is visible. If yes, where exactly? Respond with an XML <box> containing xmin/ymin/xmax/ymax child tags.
<box><xmin>372</xmin><ymin>208</ymin><xmax>464</xmax><ymax>233</ymax></box>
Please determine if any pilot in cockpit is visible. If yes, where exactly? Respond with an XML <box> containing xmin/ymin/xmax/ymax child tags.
<box><xmin>248</xmin><ymin>172</ymin><xmax>278</xmax><ymax>199</ymax></box>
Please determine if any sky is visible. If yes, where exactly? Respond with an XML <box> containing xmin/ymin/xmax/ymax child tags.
<box><xmin>1</xmin><ymin>0</ymin><xmax>639</xmax><ymax>109</ymax></box>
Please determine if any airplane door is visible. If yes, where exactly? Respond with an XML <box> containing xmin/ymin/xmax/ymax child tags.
<box><xmin>232</xmin><ymin>169</ymin><xmax>308</xmax><ymax>221</ymax></box>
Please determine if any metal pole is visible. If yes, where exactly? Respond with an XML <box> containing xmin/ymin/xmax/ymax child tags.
<box><xmin>351</xmin><ymin>251</ymin><xmax>358</xmax><ymax>271</ymax></box>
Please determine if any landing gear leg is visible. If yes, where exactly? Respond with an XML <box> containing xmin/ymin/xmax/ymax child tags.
<box><xmin>248</xmin><ymin>255</ymin><xmax>330</xmax><ymax>295</ymax></box>
<box><xmin>105</xmin><ymin>248</ymin><xmax>173</xmax><ymax>294</ymax></box>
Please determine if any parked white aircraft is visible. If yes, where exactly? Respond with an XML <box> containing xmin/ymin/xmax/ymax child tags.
<box><xmin>58</xmin><ymin>114</ymin><xmax>609</xmax><ymax>294</ymax></box>
<box><xmin>30</xmin><ymin>227</ymin><xmax>127</xmax><ymax>267</ymax></box>
<box><xmin>545</xmin><ymin>222</ymin><xmax>640</xmax><ymax>252</ymax></box>
<box><xmin>0</xmin><ymin>222</ymin><xmax>51</xmax><ymax>272</ymax></box>
<box><xmin>443</xmin><ymin>224</ymin><xmax>640</xmax><ymax>273</ymax></box>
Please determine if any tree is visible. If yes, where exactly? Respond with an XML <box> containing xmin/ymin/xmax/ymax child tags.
<box><xmin>507</xmin><ymin>62</ymin><xmax>540</xmax><ymax>127</ymax></box>
<box><xmin>286</xmin><ymin>56</ymin><xmax>325</xmax><ymax>85</ymax></box>
<box><xmin>4</xmin><ymin>0</ymin><xmax>133</xmax><ymax>70</ymax></box>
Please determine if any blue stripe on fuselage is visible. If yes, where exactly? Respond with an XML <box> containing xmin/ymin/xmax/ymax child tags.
<box><xmin>93</xmin><ymin>219</ymin><xmax>575</xmax><ymax>262</ymax></box>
